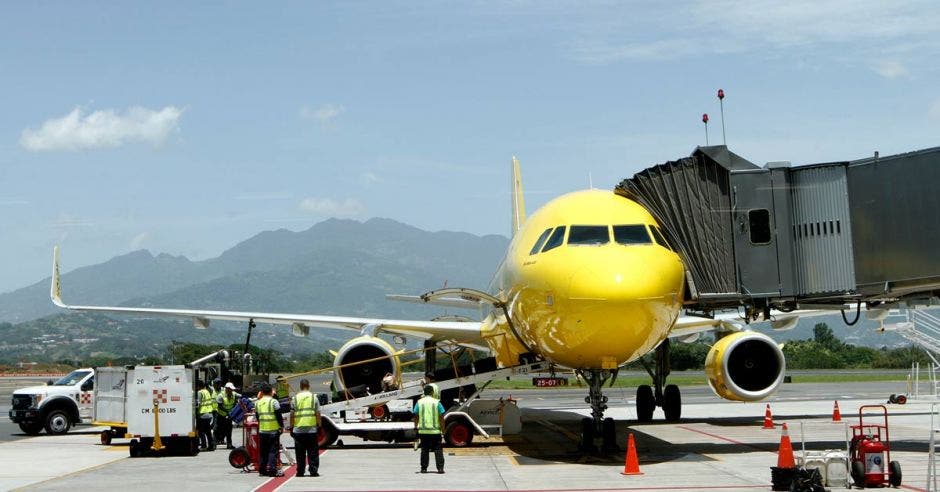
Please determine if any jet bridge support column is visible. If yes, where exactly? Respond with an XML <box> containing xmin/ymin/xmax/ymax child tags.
<box><xmin>424</xmin><ymin>340</ymin><xmax>437</xmax><ymax>376</ymax></box>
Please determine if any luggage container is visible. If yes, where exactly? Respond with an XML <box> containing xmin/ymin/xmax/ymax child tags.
<box><xmin>126</xmin><ymin>365</ymin><xmax>200</xmax><ymax>457</ymax></box>
<box><xmin>92</xmin><ymin>366</ymin><xmax>129</xmax><ymax>445</ymax></box>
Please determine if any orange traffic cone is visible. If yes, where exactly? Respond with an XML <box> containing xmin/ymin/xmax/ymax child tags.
<box><xmin>832</xmin><ymin>400</ymin><xmax>842</xmax><ymax>422</ymax></box>
<box><xmin>762</xmin><ymin>404</ymin><xmax>775</xmax><ymax>429</ymax></box>
<box><xmin>777</xmin><ymin>423</ymin><xmax>795</xmax><ymax>469</ymax></box>
<box><xmin>620</xmin><ymin>433</ymin><xmax>643</xmax><ymax>475</ymax></box>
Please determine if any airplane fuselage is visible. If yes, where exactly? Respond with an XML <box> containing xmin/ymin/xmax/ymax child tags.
<box><xmin>484</xmin><ymin>189</ymin><xmax>685</xmax><ymax>370</ymax></box>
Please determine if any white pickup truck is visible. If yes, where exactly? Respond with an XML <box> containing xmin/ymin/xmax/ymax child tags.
<box><xmin>9</xmin><ymin>368</ymin><xmax>95</xmax><ymax>435</ymax></box>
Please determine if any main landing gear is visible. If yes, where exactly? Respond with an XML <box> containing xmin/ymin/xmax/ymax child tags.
<box><xmin>637</xmin><ymin>339</ymin><xmax>681</xmax><ymax>423</ymax></box>
<box><xmin>576</xmin><ymin>369</ymin><xmax>619</xmax><ymax>453</ymax></box>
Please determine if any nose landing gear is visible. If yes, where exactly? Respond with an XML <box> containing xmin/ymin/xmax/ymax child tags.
<box><xmin>577</xmin><ymin>369</ymin><xmax>619</xmax><ymax>453</ymax></box>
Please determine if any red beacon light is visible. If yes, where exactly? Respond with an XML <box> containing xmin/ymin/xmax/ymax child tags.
<box><xmin>702</xmin><ymin>113</ymin><xmax>709</xmax><ymax>123</ymax></box>
<box><xmin>717</xmin><ymin>89</ymin><xmax>725</xmax><ymax>100</ymax></box>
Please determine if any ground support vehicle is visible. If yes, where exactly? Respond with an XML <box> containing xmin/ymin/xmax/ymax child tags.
<box><xmin>303</xmin><ymin>361</ymin><xmax>544</xmax><ymax>448</ymax></box>
<box><xmin>93</xmin><ymin>366</ymin><xmax>128</xmax><ymax>445</ymax></box>
<box><xmin>9</xmin><ymin>368</ymin><xmax>95</xmax><ymax>435</ymax></box>
<box><xmin>126</xmin><ymin>365</ymin><xmax>200</xmax><ymax>457</ymax></box>
<box><xmin>849</xmin><ymin>405</ymin><xmax>902</xmax><ymax>488</ymax></box>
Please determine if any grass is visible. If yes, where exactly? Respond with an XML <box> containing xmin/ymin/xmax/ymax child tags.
<box><xmin>482</xmin><ymin>370</ymin><xmax>909</xmax><ymax>390</ymax></box>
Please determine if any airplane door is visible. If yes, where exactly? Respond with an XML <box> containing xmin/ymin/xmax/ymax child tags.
<box><xmin>731</xmin><ymin>171</ymin><xmax>782</xmax><ymax>297</ymax></box>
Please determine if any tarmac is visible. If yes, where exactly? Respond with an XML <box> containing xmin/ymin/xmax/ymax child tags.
<box><xmin>1</xmin><ymin>381</ymin><xmax>936</xmax><ymax>492</ymax></box>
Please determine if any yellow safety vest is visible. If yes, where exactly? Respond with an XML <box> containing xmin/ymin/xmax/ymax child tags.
<box><xmin>416</xmin><ymin>396</ymin><xmax>441</xmax><ymax>435</ymax></box>
<box><xmin>256</xmin><ymin>396</ymin><xmax>279</xmax><ymax>432</ymax></box>
<box><xmin>292</xmin><ymin>391</ymin><xmax>318</xmax><ymax>428</ymax></box>
<box><xmin>209</xmin><ymin>387</ymin><xmax>219</xmax><ymax>412</ymax></box>
<box><xmin>218</xmin><ymin>392</ymin><xmax>237</xmax><ymax>415</ymax></box>
<box><xmin>197</xmin><ymin>388</ymin><xmax>214</xmax><ymax>415</ymax></box>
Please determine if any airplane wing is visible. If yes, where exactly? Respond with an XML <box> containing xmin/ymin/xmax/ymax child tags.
<box><xmin>668</xmin><ymin>309</ymin><xmax>832</xmax><ymax>342</ymax></box>
<box><xmin>50</xmin><ymin>247</ymin><xmax>485</xmax><ymax>347</ymax></box>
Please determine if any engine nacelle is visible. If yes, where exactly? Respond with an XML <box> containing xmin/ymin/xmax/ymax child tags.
<box><xmin>704</xmin><ymin>331</ymin><xmax>785</xmax><ymax>402</ymax></box>
<box><xmin>333</xmin><ymin>336</ymin><xmax>401</xmax><ymax>397</ymax></box>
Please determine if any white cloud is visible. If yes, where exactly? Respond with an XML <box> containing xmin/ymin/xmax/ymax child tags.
<box><xmin>929</xmin><ymin>99</ymin><xmax>940</xmax><ymax>120</ymax></box>
<box><xmin>298</xmin><ymin>197</ymin><xmax>365</xmax><ymax>217</ymax></box>
<box><xmin>360</xmin><ymin>172</ymin><xmax>381</xmax><ymax>187</ymax></box>
<box><xmin>299</xmin><ymin>103</ymin><xmax>345</xmax><ymax>122</ymax></box>
<box><xmin>130</xmin><ymin>232</ymin><xmax>150</xmax><ymax>249</ymax></box>
<box><xmin>871</xmin><ymin>60</ymin><xmax>910</xmax><ymax>79</ymax></box>
<box><xmin>20</xmin><ymin>106</ymin><xmax>183</xmax><ymax>152</ymax></box>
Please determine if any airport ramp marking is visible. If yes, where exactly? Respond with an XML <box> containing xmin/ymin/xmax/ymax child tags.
<box><xmin>676</xmin><ymin>425</ymin><xmax>774</xmax><ymax>453</ymax></box>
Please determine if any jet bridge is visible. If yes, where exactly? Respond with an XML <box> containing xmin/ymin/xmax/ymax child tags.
<box><xmin>616</xmin><ymin>145</ymin><xmax>940</xmax><ymax>316</ymax></box>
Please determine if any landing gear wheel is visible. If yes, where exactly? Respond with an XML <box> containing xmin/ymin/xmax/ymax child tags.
<box><xmin>579</xmin><ymin>417</ymin><xmax>596</xmax><ymax>453</ymax></box>
<box><xmin>228</xmin><ymin>446</ymin><xmax>250</xmax><ymax>469</ymax></box>
<box><xmin>889</xmin><ymin>460</ymin><xmax>902</xmax><ymax>487</ymax></box>
<box><xmin>444</xmin><ymin>421</ymin><xmax>474</xmax><ymax>447</ymax></box>
<box><xmin>851</xmin><ymin>461</ymin><xmax>865</xmax><ymax>488</ymax></box>
<box><xmin>663</xmin><ymin>384</ymin><xmax>681</xmax><ymax>422</ymax></box>
<box><xmin>601</xmin><ymin>417</ymin><xmax>618</xmax><ymax>452</ymax></box>
<box><xmin>100</xmin><ymin>430</ymin><xmax>112</xmax><ymax>445</ymax></box>
<box><xmin>43</xmin><ymin>409</ymin><xmax>71</xmax><ymax>435</ymax></box>
<box><xmin>18</xmin><ymin>422</ymin><xmax>42</xmax><ymax>435</ymax></box>
<box><xmin>636</xmin><ymin>385</ymin><xmax>654</xmax><ymax>423</ymax></box>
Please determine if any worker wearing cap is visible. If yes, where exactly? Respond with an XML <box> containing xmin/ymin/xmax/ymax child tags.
<box><xmin>290</xmin><ymin>379</ymin><xmax>321</xmax><ymax>477</ymax></box>
<box><xmin>413</xmin><ymin>384</ymin><xmax>445</xmax><ymax>474</ymax></box>
<box><xmin>256</xmin><ymin>383</ymin><xmax>283</xmax><ymax>477</ymax></box>
<box><xmin>216</xmin><ymin>382</ymin><xmax>241</xmax><ymax>449</ymax></box>
<box><xmin>195</xmin><ymin>380</ymin><xmax>215</xmax><ymax>451</ymax></box>
<box><xmin>425</xmin><ymin>372</ymin><xmax>441</xmax><ymax>400</ymax></box>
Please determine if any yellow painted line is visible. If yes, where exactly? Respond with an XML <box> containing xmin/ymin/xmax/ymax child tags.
<box><xmin>534</xmin><ymin>419</ymin><xmax>579</xmax><ymax>442</ymax></box>
<box><xmin>11</xmin><ymin>455</ymin><xmax>126</xmax><ymax>492</ymax></box>
<box><xmin>508</xmin><ymin>455</ymin><xmax>520</xmax><ymax>466</ymax></box>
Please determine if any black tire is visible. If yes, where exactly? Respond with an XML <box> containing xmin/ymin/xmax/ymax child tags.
<box><xmin>852</xmin><ymin>460</ymin><xmax>866</xmax><ymax>488</ymax></box>
<box><xmin>601</xmin><ymin>417</ymin><xmax>617</xmax><ymax>452</ymax></box>
<box><xmin>100</xmin><ymin>430</ymin><xmax>112</xmax><ymax>445</ymax></box>
<box><xmin>663</xmin><ymin>384</ymin><xmax>681</xmax><ymax>422</ymax></box>
<box><xmin>579</xmin><ymin>417</ymin><xmax>596</xmax><ymax>452</ymax></box>
<box><xmin>888</xmin><ymin>460</ymin><xmax>902</xmax><ymax>487</ymax></box>
<box><xmin>317</xmin><ymin>423</ymin><xmax>338</xmax><ymax>449</ymax></box>
<box><xmin>18</xmin><ymin>422</ymin><xmax>42</xmax><ymax>435</ymax></box>
<box><xmin>636</xmin><ymin>385</ymin><xmax>654</xmax><ymax>422</ymax></box>
<box><xmin>43</xmin><ymin>409</ymin><xmax>71</xmax><ymax>435</ymax></box>
<box><xmin>228</xmin><ymin>446</ymin><xmax>250</xmax><ymax>469</ymax></box>
<box><xmin>189</xmin><ymin>437</ymin><xmax>200</xmax><ymax>456</ymax></box>
<box><xmin>444</xmin><ymin>420</ymin><xmax>474</xmax><ymax>447</ymax></box>
<box><xmin>129</xmin><ymin>438</ymin><xmax>140</xmax><ymax>458</ymax></box>
<box><xmin>896</xmin><ymin>395</ymin><xmax>907</xmax><ymax>405</ymax></box>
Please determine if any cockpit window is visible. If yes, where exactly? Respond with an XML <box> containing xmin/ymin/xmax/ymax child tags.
<box><xmin>529</xmin><ymin>228</ymin><xmax>554</xmax><ymax>255</ymax></box>
<box><xmin>541</xmin><ymin>226</ymin><xmax>567</xmax><ymax>253</ymax></box>
<box><xmin>649</xmin><ymin>226</ymin><xmax>675</xmax><ymax>251</ymax></box>
<box><xmin>567</xmin><ymin>225</ymin><xmax>610</xmax><ymax>246</ymax></box>
<box><xmin>613</xmin><ymin>225</ymin><xmax>652</xmax><ymax>245</ymax></box>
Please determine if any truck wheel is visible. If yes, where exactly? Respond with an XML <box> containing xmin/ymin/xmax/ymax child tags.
<box><xmin>889</xmin><ymin>461</ymin><xmax>902</xmax><ymax>487</ymax></box>
<box><xmin>43</xmin><ymin>409</ymin><xmax>71</xmax><ymax>435</ymax></box>
<box><xmin>19</xmin><ymin>423</ymin><xmax>43</xmax><ymax>435</ymax></box>
<box><xmin>317</xmin><ymin>425</ymin><xmax>337</xmax><ymax>449</ymax></box>
<box><xmin>100</xmin><ymin>430</ymin><xmax>112</xmax><ymax>445</ymax></box>
<box><xmin>228</xmin><ymin>446</ymin><xmax>250</xmax><ymax>469</ymax></box>
<box><xmin>852</xmin><ymin>460</ymin><xmax>866</xmax><ymax>488</ymax></box>
<box><xmin>444</xmin><ymin>421</ymin><xmax>473</xmax><ymax>447</ymax></box>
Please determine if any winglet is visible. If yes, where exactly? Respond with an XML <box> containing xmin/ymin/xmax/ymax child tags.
<box><xmin>511</xmin><ymin>156</ymin><xmax>526</xmax><ymax>235</ymax></box>
<box><xmin>51</xmin><ymin>246</ymin><xmax>66</xmax><ymax>308</ymax></box>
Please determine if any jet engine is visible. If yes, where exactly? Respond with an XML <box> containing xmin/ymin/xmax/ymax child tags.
<box><xmin>704</xmin><ymin>331</ymin><xmax>785</xmax><ymax>402</ymax></box>
<box><xmin>332</xmin><ymin>336</ymin><xmax>401</xmax><ymax>398</ymax></box>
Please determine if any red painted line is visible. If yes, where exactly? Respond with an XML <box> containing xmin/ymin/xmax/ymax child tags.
<box><xmin>254</xmin><ymin>447</ymin><xmax>327</xmax><ymax>492</ymax></box>
<box><xmin>900</xmin><ymin>485</ymin><xmax>927</xmax><ymax>492</ymax></box>
<box><xmin>298</xmin><ymin>487</ymin><xmax>768</xmax><ymax>492</ymax></box>
<box><xmin>677</xmin><ymin>425</ymin><xmax>775</xmax><ymax>453</ymax></box>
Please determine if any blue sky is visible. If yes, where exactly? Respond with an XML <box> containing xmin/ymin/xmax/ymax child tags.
<box><xmin>2</xmin><ymin>1</ymin><xmax>940</xmax><ymax>293</ymax></box>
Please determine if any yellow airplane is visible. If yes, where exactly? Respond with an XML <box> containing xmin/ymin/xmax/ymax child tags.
<box><xmin>51</xmin><ymin>157</ymin><xmax>797</xmax><ymax>451</ymax></box>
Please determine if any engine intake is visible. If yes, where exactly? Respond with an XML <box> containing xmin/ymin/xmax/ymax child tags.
<box><xmin>704</xmin><ymin>331</ymin><xmax>785</xmax><ymax>401</ymax></box>
<box><xmin>333</xmin><ymin>336</ymin><xmax>400</xmax><ymax>397</ymax></box>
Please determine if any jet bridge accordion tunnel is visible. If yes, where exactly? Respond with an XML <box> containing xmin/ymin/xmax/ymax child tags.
<box><xmin>615</xmin><ymin>145</ymin><xmax>940</xmax><ymax>317</ymax></box>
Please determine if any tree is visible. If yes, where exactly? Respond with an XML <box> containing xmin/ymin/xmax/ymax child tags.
<box><xmin>813</xmin><ymin>323</ymin><xmax>841</xmax><ymax>351</ymax></box>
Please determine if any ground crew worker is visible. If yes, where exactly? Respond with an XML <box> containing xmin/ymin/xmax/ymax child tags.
<box><xmin>290</xmin><ymin>379</ymin><xmax>321</xmax><ymax>477</ymax></box>
<box><xmin>256</xmin><ymin>383</ymin><xmax>283</xmax><ymax>477</ymax></box>
<box><xmin>425</xmin><ymin>372</ymin><xmax>441</xmax><ymax>400</ymax></box>
<box><xmin>216</xmin><ymin>382</ymin><xmax>240</xmax><ymax>449</ymax></box>
<box><xmin>210</xmin><ymin>378</ymin><xmax>222</xmax><ymax>437</ymax></box>
<box><xmin>413</xmin><ymin>384</ymin><xmax>445</xmax><ymax>474</ymax></box>
<box><xmin>195</xmin><ymin>380</ymin><xmax>215</xmax><ymax>451</ymax></box>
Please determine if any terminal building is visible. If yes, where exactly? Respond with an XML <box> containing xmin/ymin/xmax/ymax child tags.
<box><xmin>616</xmin><ymin>145</ymin><xmax>940</xmax><ymax>319</ymax></box>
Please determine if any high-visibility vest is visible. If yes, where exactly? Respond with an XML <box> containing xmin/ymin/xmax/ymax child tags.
<box><xmin>416</xmin><ymin>396</ymin><xmax>441</xmax><ymax>435</ymax></box>
<box><xmin>292</xmin><ymin>391</ymin><xmax>318</xmax><ymax>428</ymax></box>
<box><xmin>209</xmin><ymin>387</ymin><xmax>219</xmax><ymax>412</ymax></box>
<box><xmin>429</xmin><ymin>383</ymin><xmax>441</xmax><ymax>400</ymax></box>
<box><xmin>256</xmin><ymin>396</ymin><xmax>279</xmax><ymax>432</ymax></box>
<box><xmin>197</xmin><ymin>388</ymin><xmax>214</xmax><ymax>415</ymax></box>
<box><xmin>218</xmin><ymin>391</ymin><xmax>237</xmax><ymax>415</ymax></box>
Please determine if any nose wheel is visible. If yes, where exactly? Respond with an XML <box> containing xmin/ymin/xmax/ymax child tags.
<box><xmin>577</xmin><ymin>369</ymin><xmax>620</xmax><ymax>453</ymax></box>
